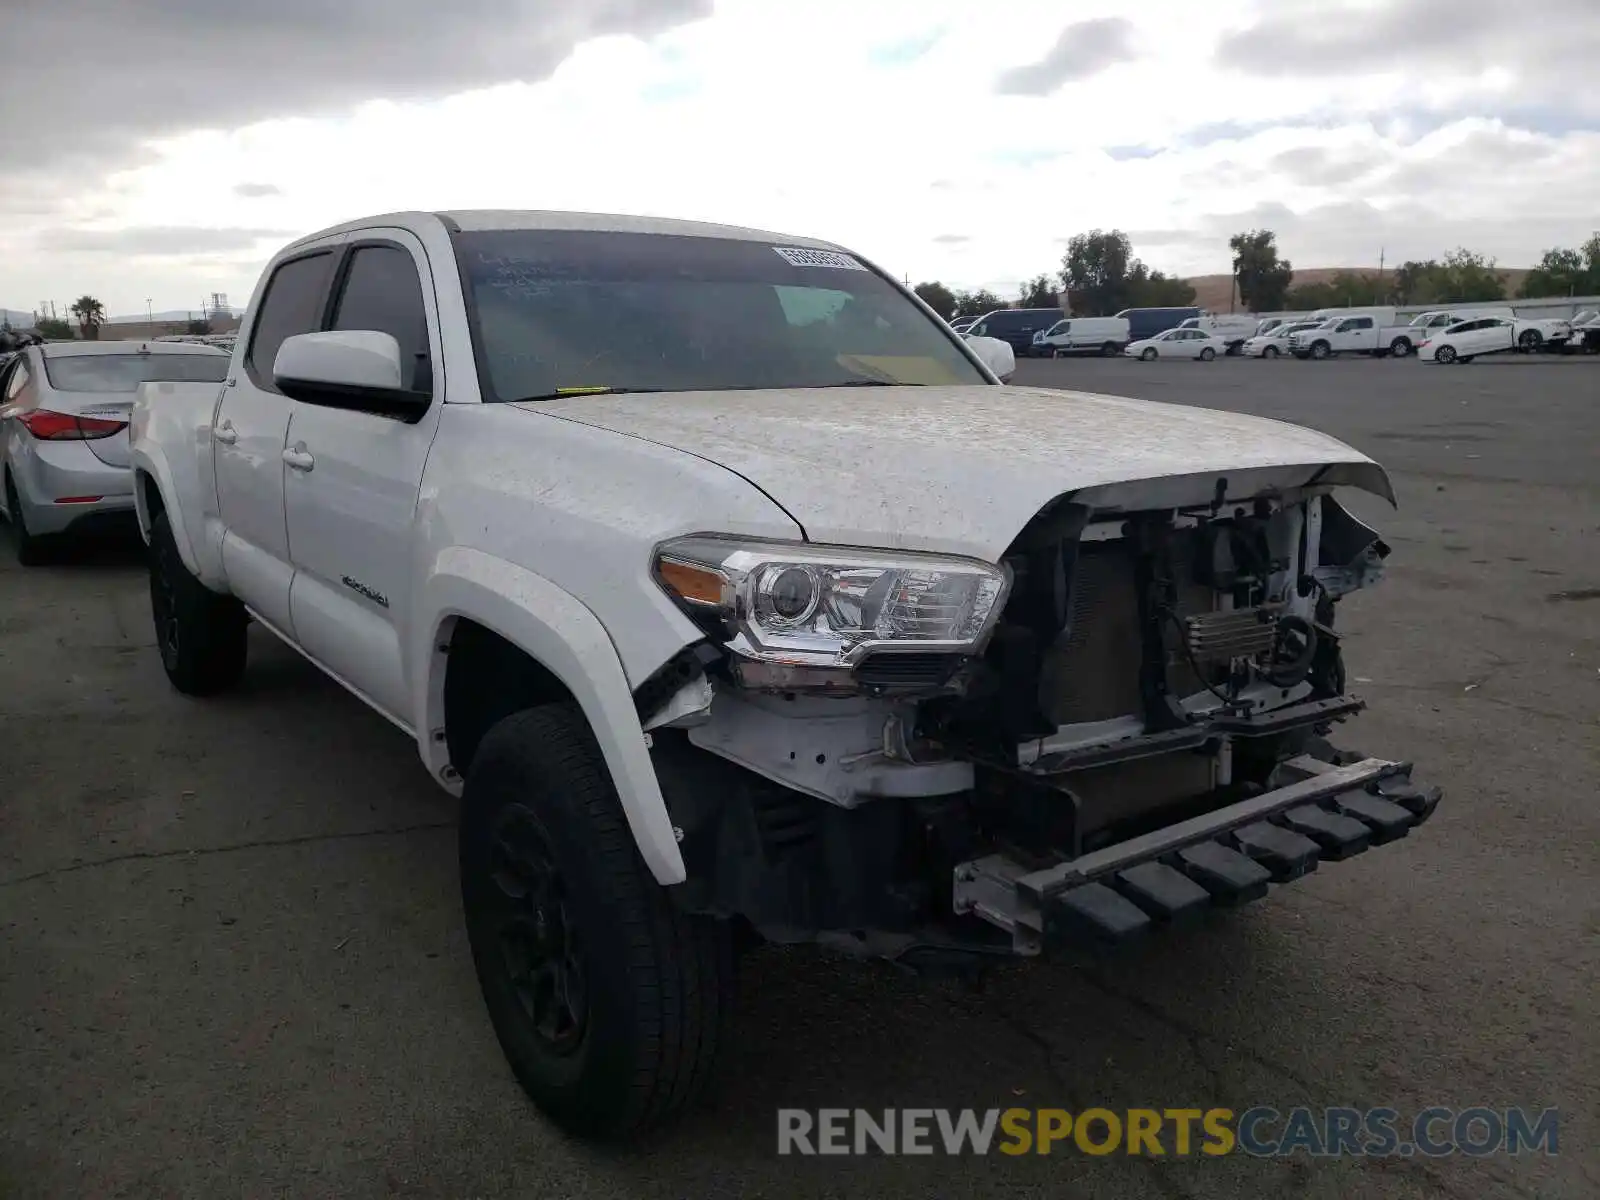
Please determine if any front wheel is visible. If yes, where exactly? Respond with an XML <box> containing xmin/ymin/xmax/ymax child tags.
<box><xmin>148</xmin><ymin>508</ymin><xmax>248</xmax><ymax>695</ymax></box>
<box><xmin>1140</xmin><ymin>347</ymin><xmax>1158</xmax><ymax>361</ymax></box>
<box><xmin>1199</xmin><ymin>346</ymin><xmax>1216</xmax><ymax>361</ymax></box>
<box><xmin>461</xmin><ymin>704</ymin><xmax>735</xmax><ymax>1141</ymax></box>
<box><xmin>1309</xmin><ymin>341</ymin><xmax>1331</xmax><ymax>360</ymax></box>
<box><xmin>1518</xmin><ymin>330</ymin><xmax>1542</xmax><ymax>352</ymax></box>
<box><xmin>1263</xmin><ymin>344</ymin><xmax>1280</xmax><ymax>359</ymax></box>
<box><xmin>1434</xmin><ymin>344</ymin><xmax>1458</xmax><ymax>364</ymax></box>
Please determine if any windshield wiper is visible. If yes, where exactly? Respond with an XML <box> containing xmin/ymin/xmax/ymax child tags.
<box><xmin>508</xmin><ymin>386</ymin><xmax>665</xmax><ymax>402</ymax></box>
<box><xmin>814</xmin><ymin>379</ymin><xmax>920</xmax><ymax>388</ymax></box>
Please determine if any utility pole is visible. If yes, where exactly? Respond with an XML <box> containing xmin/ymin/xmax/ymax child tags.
<box><xmin>1377</xmin><ymin>247</ymin><xmax>1385</xmax><ymax>303</ymax></box>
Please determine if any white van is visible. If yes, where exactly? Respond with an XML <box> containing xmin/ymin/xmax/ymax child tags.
<box><xmin>1031</xmin><ymin>316</ymin><xmax>1130</xmax><ymax>357</ymax></box>
<box><xmin>1178</xmin><ymin>314</ymin><xmax>1259</xmax><ymax>353</ymax></box>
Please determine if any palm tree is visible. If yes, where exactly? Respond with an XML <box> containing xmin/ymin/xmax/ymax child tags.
<box><xmin>69</xmin><ymin>295</ymin><xmax>106</xmax><ymax>340</ymax></box>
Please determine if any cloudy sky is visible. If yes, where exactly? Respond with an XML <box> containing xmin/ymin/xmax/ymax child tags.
<box><xmin>3</xmin><ymin>0</ymin><xmax>1597</xmax><ymax>316</ymax></box>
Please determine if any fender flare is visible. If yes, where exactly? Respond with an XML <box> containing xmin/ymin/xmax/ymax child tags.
<box><xmin>416</xmin><ymin>547</ymin><xmax>687</xmax><ymax>885</ymax></box>
<box><xmin>130</xmin><ymin>446</ymin><xmax>203</xmax><ymax>578</ymax></box>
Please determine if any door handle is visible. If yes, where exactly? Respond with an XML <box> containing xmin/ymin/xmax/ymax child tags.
<box><xmin>282</xmin><ymin>445</ymin><xmax>315</xmax><ymax>472</ymax></box>
<box><xmin>213</xmin><ymin>420</ymin><xmax>238</xmax><ymax>446</ymax></box>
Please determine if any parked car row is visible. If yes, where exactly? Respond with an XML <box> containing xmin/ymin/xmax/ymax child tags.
<box><xmin>949</xmin><ymin>300</ymin><xmax>1599</xmax><ymax>367</ymax></box>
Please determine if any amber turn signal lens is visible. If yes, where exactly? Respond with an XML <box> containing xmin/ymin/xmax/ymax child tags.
<box><xmin>657</xmin><ymin>558</ymin><xmax>725</xmax><ymax>606</ymax></box>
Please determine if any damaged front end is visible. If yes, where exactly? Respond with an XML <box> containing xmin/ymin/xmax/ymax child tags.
<box><xmin>643</xmin><ymin>482</ymin><xmax>1439</xmax><ymax>966</ymax></box>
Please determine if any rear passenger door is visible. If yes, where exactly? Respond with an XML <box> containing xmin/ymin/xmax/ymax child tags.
<box><xmin>281</xmin><ymin>231</ymin><xmax>444</xmax><ymax>725</ymax></box>
<box><xmin>215</xmin><ymin>238</ymin><xmax>344</xmax><ymax>634</ymax></box>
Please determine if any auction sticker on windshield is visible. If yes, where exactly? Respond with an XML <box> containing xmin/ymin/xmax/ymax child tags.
<box><xmin>772</xmin><ymin>246</ymin><xmax>867</xmax><ymax>270</ymax></box>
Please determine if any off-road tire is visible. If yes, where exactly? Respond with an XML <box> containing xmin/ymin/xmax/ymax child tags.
<box><xmin>460</xmin><ymin>704</ymin><xmax>735</xmax><ymax>1141</ymax></box>
<box><xmin>148</xmin><ymin>508</ymin><xmax>248</xmax><ymax>695</ymax></box>
<box><xmin>4</xmin><ymin>470</ymin><xmax>52</xmax><ymax>566</ymax></box>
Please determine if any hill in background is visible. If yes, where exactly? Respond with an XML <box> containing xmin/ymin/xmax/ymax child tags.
<box><xmin>1185</xmin><ymin>267</ymin><xmax>1533</xmax><ymax>314</ymax></box>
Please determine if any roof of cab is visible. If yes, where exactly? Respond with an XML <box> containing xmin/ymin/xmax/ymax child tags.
<box><xmin>40</xmin><ymin>339</ymin><xmax>229</xmax><ymax>359</ymax></box>
<box><xmin>281</xmin><ymin>209</ymin><xmax>842</xmax><ymax>254</ymax></box>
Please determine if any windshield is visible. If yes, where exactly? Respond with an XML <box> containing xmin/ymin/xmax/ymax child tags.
<box><xmin>454</xmin><ymin>229</ymin><xmax>988</xmax><ymax>398</ymax></box>
<box><xmin>42</xmin><ymin>352</ymin><xmax>229</xmax><ymax>393</ymax></box>
<box><xmin>1044</xmin><ymin>320</ymin><xmax>1069</xmax><ymax>336</ymax></box>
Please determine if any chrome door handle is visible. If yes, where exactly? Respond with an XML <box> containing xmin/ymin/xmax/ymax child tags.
<box><xmin>213</xmin><ymin>421</ymin><xmax>238</xmax><ymax>445</ymax></box>
<box><xmin>282</xmin><ymin>445</ymin><xmax>315</xmax><ymax>472</ymax></box>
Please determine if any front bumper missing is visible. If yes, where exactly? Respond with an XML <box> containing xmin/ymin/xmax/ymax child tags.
<box><xmin>952</xmin><ymin>752</ymin><xmax>1441</xmax><ymax>954</ymax></box>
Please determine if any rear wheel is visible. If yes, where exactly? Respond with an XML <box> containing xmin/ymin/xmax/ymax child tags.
<box><xmin>148</xmin><ymin>508</ymin><xmax>248</xmax><ymax>695</ymax></box>
<box><xmin>461</xmin><ymin>704</ymin><xmax>735</xmax><ymax>1140</ymax></box>
<box><xmin>1389</xmin><ymin>337</ymin><xmax>1412</xmax><ymax>358</ymax></box>
<box><xmin>1199</xmin><ymin>346</ymin><xmax>1216</xmax><ymax>361</ymax></box>
<box><xmin>1101</xmin><ymin>341</ymin><xmax>1119</xmax><ymax>357</ymax></box>
<box><xmin>3</xmin><ymin>470</ymin><xmax>52</xmax><ymax>567</ymax></box>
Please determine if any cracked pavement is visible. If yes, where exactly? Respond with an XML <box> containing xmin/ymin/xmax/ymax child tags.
<box><xmin>2</xmin><ymin>357</ymin><xmax>1597</xmax><ymax>1198</ymax></box>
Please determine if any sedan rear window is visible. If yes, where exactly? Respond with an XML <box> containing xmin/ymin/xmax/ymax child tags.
<box><xmin>42</xmin><ymin>352</ymin><xmax>229</xmax><ymax>393</ymax></box>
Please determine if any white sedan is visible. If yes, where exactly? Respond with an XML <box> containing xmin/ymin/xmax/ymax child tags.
<box><xmin>1417</xmin><ymin>316</ymin><xmax>1516</xmax><ymax>364</ymax></box>
<box><xmin>1124</xmin><ymin>328</ymin><xmax>1225</xmax><ymax>361</ymax></box>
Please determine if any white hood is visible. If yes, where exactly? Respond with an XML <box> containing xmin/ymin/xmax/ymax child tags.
<box><xmin>525</xmin><ymin>385</ymin><xmax>1394</xmax><ymax>561</ymax></box>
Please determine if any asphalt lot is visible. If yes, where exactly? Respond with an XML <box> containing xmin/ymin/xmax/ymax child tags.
<box><xmin>3</xmin><ymin>356</ymin><xmax>1597</xmax><ymax>1199</ymax></box>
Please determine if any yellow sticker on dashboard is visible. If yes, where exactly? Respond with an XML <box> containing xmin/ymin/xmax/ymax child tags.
<box><xmin>835</xmin><ymin>355</ymin><xmax>963</xmax><ymax>385</ymax></box>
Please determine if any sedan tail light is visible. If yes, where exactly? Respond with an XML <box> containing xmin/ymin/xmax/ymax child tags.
<box><xmin>17</xmin><ymin>410</ymin><xmax>127</xmax><ymax>441</ymax></box>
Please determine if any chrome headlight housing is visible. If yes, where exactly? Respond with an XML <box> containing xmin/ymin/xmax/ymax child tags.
<box><xmin>654</xmin><ymin>536</ymin><xmax>1011</xmax><ymax>691</ymax></box>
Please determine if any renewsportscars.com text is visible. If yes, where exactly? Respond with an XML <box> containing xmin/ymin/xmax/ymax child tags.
<box><xmin>776</xmin><ymin>1106</ymin><xmax>1560</xmax><ymax>1157</ymax></box>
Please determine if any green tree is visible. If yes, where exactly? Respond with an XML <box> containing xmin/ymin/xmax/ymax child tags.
<box><xmin>186</xmin><ymin>317</ymin><xmax>213</xmax><ymax>336</ymax></box>
<box><xmin>69</xmin><ymin>295</ymin><xmax>106</xmax><ymax>340</ymax></box>
<box><xmin>35</xmin><ymin>316</ymin><xmax>74</xmax><ymax>339</ymax></box>
<box><xmin>1436</xmin><ymin>248</ymin><xmax>1505</xmax><ymax>302</ymax></box>
<box><xmin>1229</xmin><ymin>229</ymin><xmax>1294</xmax><ymax>312</ymax></box>
<box><xmin>1518</xmin><ymin>247</ymin><xmax>1587</xmax><ymax>298</ymax></box>
<box><xmin>913</xmin><ymin>281</ymin><xmax>957</xmax><ymax>320</ymax></box>
<box><xmin>951</xmin><ymin>288</ymin><xmax>1004</xmax><ymax>317</ymax></box>
<box><xmin>1128</xmin><ymin>264</ymin><xmax>1197</xmax><ymax>307</ymax></box>
<box><xmin>1018</xmin><ymin>274</ymin><xmax>1057</xmax><ymax>307</ymax></box>
<box><xmin>1059</xmin><ymin>229</ymin><xmax>1134</xmax><ymax>315</ymax></box>
<box><xmin>1390</xmin><ymin>259</ymin><xmax>1446</xmax><ymax>306</ymax></box>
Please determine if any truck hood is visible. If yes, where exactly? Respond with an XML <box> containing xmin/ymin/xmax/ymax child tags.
<box><xmin>522</xmin><ymin>385</ymin><xmax>1394</xmax><ymax>561</ymax></box>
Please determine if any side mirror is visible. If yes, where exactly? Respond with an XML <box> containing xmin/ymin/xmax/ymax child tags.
<box><xmin>273</xmin><ymin>330</ymin><xmax>429</xmax><ymax>415</ymax></box>
<box><xmin>965</xmin><ymin>334</ymin><xmax>1016</xmax><ymax>382</ymax></box>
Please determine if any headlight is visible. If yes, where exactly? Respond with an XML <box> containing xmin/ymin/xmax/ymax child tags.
<box><xmin>653</xmin><ymin>536</ymin><xmax>1011</xmax><ymax>691</ymax></box>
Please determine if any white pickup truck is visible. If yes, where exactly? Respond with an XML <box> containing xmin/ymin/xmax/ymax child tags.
<box><xmin>1288</xmin><ymin>310</ymin><xmax>1418</xmax><ymax>359</ymax></box>
<box><xmin>129</xmin><ymin>210</ymin><xmax>1440</xmax><ymax>1141</ymax></box>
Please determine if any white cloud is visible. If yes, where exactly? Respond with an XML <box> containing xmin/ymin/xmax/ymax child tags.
<box><xmin>4</xmin><ymin>0</ymin><xmax>1598</xmax><ymax>316</ymax></box>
